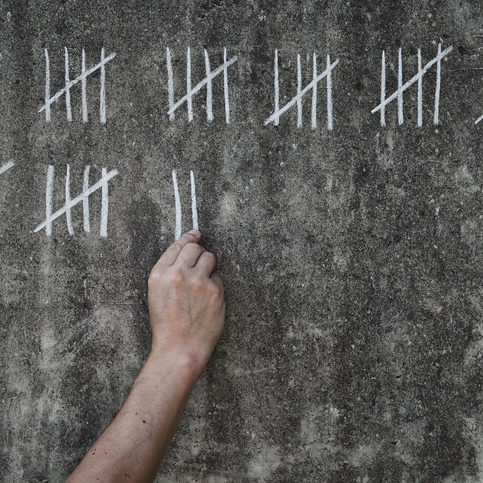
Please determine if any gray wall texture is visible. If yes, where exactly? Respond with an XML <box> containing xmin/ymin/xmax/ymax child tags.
<box><xmin>0</xmin><ymin>0</ymin><xmax>482</xmax><ymax>481</ymax></box>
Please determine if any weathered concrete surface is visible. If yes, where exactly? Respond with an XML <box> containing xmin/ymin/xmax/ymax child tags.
<box><xmin>0</xmin><ymin>0</ymin><xmax>482</xmax><ymax>481</ymax></box>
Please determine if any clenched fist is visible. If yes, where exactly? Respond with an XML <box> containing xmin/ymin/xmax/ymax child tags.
<box><xmin>147</xmin><ymin>229</ymin><xmax>225</xmax><ymax>378</ymax></box>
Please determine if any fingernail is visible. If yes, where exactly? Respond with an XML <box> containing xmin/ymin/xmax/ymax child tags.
<box><xmin>188</xmin><ymin>229</ymin><xmax>201</xmax><ymax>237</ymax></box>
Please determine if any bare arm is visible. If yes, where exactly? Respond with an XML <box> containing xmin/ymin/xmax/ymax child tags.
<box><xmin>67</xmin><ymin>229</ymin><xmax>225</xmax><ymax>482</ymax></box>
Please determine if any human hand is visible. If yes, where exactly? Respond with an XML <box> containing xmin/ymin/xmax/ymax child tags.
<box><xmin>147</xmin><ymin>230</ymin><xmax>225</xmax><ymax>378</ymax></box>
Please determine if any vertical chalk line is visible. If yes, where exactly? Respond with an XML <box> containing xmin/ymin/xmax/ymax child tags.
<box><xmin>311</xmin><ymin>53</ymin><xmax>317</xmax><ymax>129</ymax></box>
<box><xmin>0</xmin><ymin>160</ymin><xmax>14</xmax><ymax>176</ymax></box>
<box><xmin>100</xmin><ymin>167</ymin><xmax>109</xmax><ymax>237</ymax></box>
<box><xmin>380</xmin><ymin>50</ymin><xmax>386</xmax><ymax>126</ymax></box>
<box><xmin>475</xmin><ymin>114</ymin><xmax>483</xmax><ymax>125</ymax></box>
<box><xmin>274</xmin><ymin>49</ymin><xmax>280</xmax><ymax>126</ymax></box>
<box><xmin>64</xmin><ymin>47</ymin><xmax>72</xmax><ymax>122</ymax></box>
<box><xmin>326</xmin><ymin>54</ymin><xmax>333</xmax><ymax>130</ymax></box>
<box><xmin>223</xmin><ymin>47</ymin><xmax>230</xmax><ymax>124</ymax></box>
<box><xmin>81</xmin><ymin>48</ymin><xmax>88</xmax><ymax>122</ymax></box>
<box><xmin>100</xmin><ymin>47</ymin><xmax>106</xmax><ymax>124</ymax></box>
<box><xmin>172</xmin><ymin>169</ymin><xmax>182</xmax><ymax>240</ymax></box>
<box><xmin>166</xmin><ymin>47</ymin><xmax>175</xmax><ymax>120</ymax></box>
<box><xmin>82</xmin><ymin>165</ymin><xmax>90</xmax><ymax>232</ymax></box>
<box><xmin>65</xmin><ymin>164</ymin><xmax>74</xmax><ymax>235</ymax></box>
<box><xmin>296</xmin><ymin>54</ymin><xmax>302</xmax><ymax>127</ymax></box>
<box><xmin>44</xmin><ymin>49</ymin><xmax>51</xmax><ymax>122</ymax></box>
<box><xmin>204</xmin><ymin>49</ymin><xmax>213</xmax><ymax>121</ymax></box>
<box><xmin>417</xmin><ymin>49</ymin><xmax>423</xmax><ymax>127</ymax></box>
<box><xmin>45</xmin><ymin>165</ymin><xmax>54</xmax><ymax>236</ymax></box>
<box><xmin>190</xmin><ymin>170</ymin><xmax>198</xmax><ymax>231</ymax></box>
<box><xmin>186</xmin><ymin>47</ymin><xmax>193</xmax><ymax>122</ymax></box>
<box><xmin>397</xmin><ymin>47</ymin><xmax>403</xmax><ymax>125</ymax></box>
<box><xmin>434</xmin><ymin>43</ymin><xmax>442</xmax><ymax>125</ymax></box>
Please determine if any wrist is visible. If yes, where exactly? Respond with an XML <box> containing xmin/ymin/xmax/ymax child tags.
<box><xmin>146</xmin><ymin>346</ymin><xmax>204</xmax><ymax>383</ymax></box>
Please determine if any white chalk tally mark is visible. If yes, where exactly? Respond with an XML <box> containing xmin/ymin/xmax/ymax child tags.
<box><xmin>34</xmin><ymin>165</ymin><xmax>118</xmax><ymax>237</ymax></box>
<box><xmin>39</xmin><ymin>47</ymin><xmax>117</xmax><ymax>123</ymax></box>
<box><xmin>372</xmin><ymin>43</ymin><xmax>453</xmax><ymax>126</ymax></box>
<box><xmin>166</xmin><ymin>47</ymin><xmax>237</xmax><ymax>123</ymax></box>
<box><xmin>264</xmin><ymin>50</ymin><xmax>339</xmax><ymax>130</ymax></box>
<box><xmin>0</xmin><ymin>160</ymin><xmax>14</xmax><ymax>176</ymax></box>
<box><xmin>475</xmin><ymin>114</ymin><xmax>483</xmax><ymax>125</ymax></box>
<box><xmin>172</xmin><ymin>169</ymin><xmax>198</xmax><ymax>241</ymax></box>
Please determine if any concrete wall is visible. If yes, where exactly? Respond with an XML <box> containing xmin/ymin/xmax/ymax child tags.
<box><xmin>0</xmin><ymin>0</ymin><xmax>481</xmax><ymax>481</ymax></box>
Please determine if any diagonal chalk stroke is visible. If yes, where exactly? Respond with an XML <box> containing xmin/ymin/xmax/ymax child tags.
<box><xmin>372</xmin><ymin>45</ymin><xmax>453</xmax><ymax>115</ymax></box>
<box><xmin>34</xmin><ymin>167</ymin><xmax>118</xmax><ymax>234</ymax></box>
<box><xmin>39</xmin><ymin>50</ymin><xmax>116</xmax><ymax>114</ymax></box>
<box><xmin>475</xmin><ymin>114</ymin><xmax>483</xmax><ymax>125</ymax></box>
<box><xmin>0</xmin><ymin>160</ymin><xmax>14</xmax><ymax>176</ymax></box>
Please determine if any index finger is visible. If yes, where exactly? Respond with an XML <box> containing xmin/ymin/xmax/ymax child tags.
<box><xmin>156</xmin><ymin>230</ymin><xmax>202</xmax><ymax>266</ymax></box>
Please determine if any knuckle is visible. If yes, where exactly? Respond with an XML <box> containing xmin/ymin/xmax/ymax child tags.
<box><xmin>190</xmin><ymin>273</ymin><xmax>205</xmax><ymax>288</ymax></box>
<box><xmin>148</xmin><ymin>269</ymin><xmax>162</xmax><ymax>287</ymax></box>
<box><xmin>207</xmin><ymin>281</ymin><xmax>222</xmax><ymax>297</ymax></box>
<box><xmin>180</xmin><ymin>241</ymin><xmax>200</xmax><ymax>255</ymax></box>
<box><xmin>204</xmin><ymin>251</ymin><xmax>216</xmax><ymax>262</ymax></box>
<box><xmin>169</xmin><ymin>268</ymin><xmax>185</xmax><ymax>286</ymax></box>
<box><xmin>189</xmin><ymin>244</ymin><xmax>203</xmax><ymax>255</ymax></box>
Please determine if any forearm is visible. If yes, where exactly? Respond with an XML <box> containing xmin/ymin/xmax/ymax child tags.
<box><xmin>68</xmin><ymin>229</ymin><xmax>225</xmax><ymax>482</ymax></box>
<box><xmin>67</xmin><ymin>350</ymin><xmax>199</xmax><ymax>483</ymax></box>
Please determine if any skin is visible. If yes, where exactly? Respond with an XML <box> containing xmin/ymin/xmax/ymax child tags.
<box><xmin>67</xmin><ymin>229</ymin><xmax>225</xmax><ymax>482</ymax></box>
